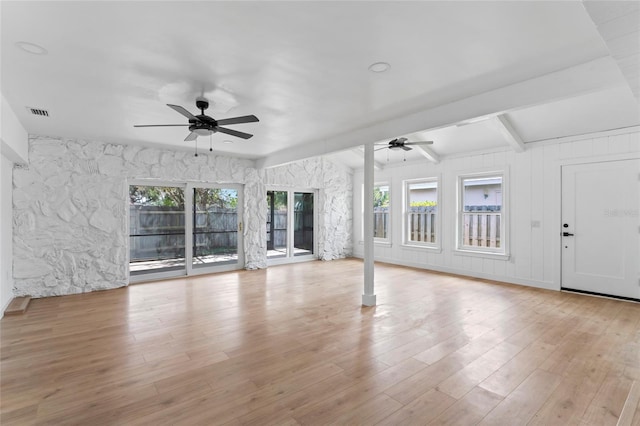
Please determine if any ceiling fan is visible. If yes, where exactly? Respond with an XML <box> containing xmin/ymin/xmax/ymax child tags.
<box><xmin>375</xmin><ymin>137</ymin><xmax>433</xmax><ymax>151</ymax></box>
<box><xmin>134</xmin><ymin>96</ymin><xmax>259</xmax><ymax>141</ymax></box>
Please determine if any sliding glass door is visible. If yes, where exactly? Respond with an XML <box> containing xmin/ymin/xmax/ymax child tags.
<box><xmin>293</xmin><ymin>192</ymin><xmax>314</xmax><ymax>257</ymax></box>
<box><xmin>129</xmin><ymin>182</ymin><xmax>243</xmax><ymax>281</ymax></box>
<box><xmin>129</xmin><ymin>185</ymin><xmax>186</xmax><ymax>277</ymax></box>
<box><xmin>190</xmin><ymin>186</ymin><xmax>242</xmax><ymax>270</ymax></box>
<box><xmin>267</xmin><ymin>189</ymin><xmax>316</xmax><ymax>263</ymax></box>
<box><xmin>267</xmin><ymin>190</ymin><xmax>288</xmax><ymax>259</ymax></box>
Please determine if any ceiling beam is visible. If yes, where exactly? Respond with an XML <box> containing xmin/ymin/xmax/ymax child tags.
<box><xmin>256</xmin><ymin>56</ymin><xmax>620</xmax><ymax>169</ymax></box>
<box><xmin>1</xmin><ymin>93</ymin><xmax>29</xmax><ymax>164</ymax></box>
<box><xmin>413</xmin><ymin>145</ymin><xmax>440</xmax><ymax>164</ymax></box>
<box><xmin>495</xmin><ymin>114</ymin><xmax>526</xmax><ymax>153</ymax></box>
<box><xmin>351</xmin><ymin>147</ymin><xmax>383</xmax><ymax>170</ymax></box>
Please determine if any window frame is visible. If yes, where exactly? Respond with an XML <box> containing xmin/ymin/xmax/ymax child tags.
<box><xmin>455</xmin><ymin>170</ymin><xmax>510</xmax><ymax>258</ymax></box>
<box><xmin>266</xmin><ymin>186</ymin><xmax>318</xmax><ymax>266</ymax></box>
<box><xmin>402</xmin><ymin>177</ymin><xmax>441</xmax><ymax>250</ymax></box>
<box><xmin>365</xmin><ymin>182</ymin><xmax>391</xmax><ymax>245</ymax></box>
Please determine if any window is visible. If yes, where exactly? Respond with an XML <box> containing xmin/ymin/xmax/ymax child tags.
<box><xmin>373</xmin><ymin>183</ymin><xmax>390</xmax><ymax>242</ymax></box>
<box><xmin>458</xmin><ymin>173</ymin><xmax>506</xmax><ymax>254</ymax></box>
<box><xmin>404</xmin><ymin>178</ymin><xmax>439</xmax><ymax>247</ymax></box>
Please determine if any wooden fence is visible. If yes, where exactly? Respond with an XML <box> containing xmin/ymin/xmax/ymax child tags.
<box><xmin>462</xmin><ymin>212</ymin><xmax>501</xmax><ymax>248</ymax></box>
<box><xmin>129</xmin><ymin>206</ymin><xmax>238</xmax><ymax>261</ymax></box>
<box><xmin>267</xmin><ymin>212</ymin><xmax>314</xmax><ymax>249</ymax></box>
<box><xmin>407</xmin><ymin>209</ymin><xmax>437</xmax><ymax>243</ymax></box>
<box><xmin>374</xmin><ymin>208</ymin><xmax>388</xmax><ymax>239</ymax></box>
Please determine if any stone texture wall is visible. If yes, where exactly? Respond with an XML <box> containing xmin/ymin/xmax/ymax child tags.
<box><xmin>13</xmin><ymin>136</ymin><xmax>353</xmax><ymax>297</ymax></box>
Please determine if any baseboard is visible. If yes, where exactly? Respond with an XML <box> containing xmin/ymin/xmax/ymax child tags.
<box><xmin>1</xmin><ymin>295</ymin><xmax>14</xmax><ymax>320</ymax></box>
<box><xmin>350</xmin><ymin>254</ymin><xmax>559</xmax><ymax>291</ymax></box>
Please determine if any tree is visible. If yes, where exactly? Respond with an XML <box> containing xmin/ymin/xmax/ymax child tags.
<box><xmin>129</xmin><ymin>186</ymin><xmax>238</xmax><ymax>210</ymax></box>
<box><xmin>373</xmin><ymin>187</ymin><xmax>389</xmax><ymax>208</ymax></box>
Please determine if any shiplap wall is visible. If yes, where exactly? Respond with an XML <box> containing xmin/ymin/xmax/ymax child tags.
<box><xmin>352</xmin><ymin>127</ymin><xmax>640</xmax><ymax>291</ymax></box>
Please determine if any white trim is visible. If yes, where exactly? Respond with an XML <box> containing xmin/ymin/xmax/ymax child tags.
<box><xmin>266</xmin><ymin>254</ymin><xmax>317</xmax><ymax>266</ymax></box>
<box><xmin>456</xmin><ymin>168</ymin><xmax>510</xmax><ymax>257</ymax></box>
<box><xmin>351</xmin><ymin>254</ymin><xmax>557</xmax><ymax>291</ymax></box>
<box><xmin>372</xmin><ymin>181</ymin><xmax>391</xmax><ymax>244</ymax></box>
<box><xmin>374</xmin><ymin>241</ymin><xmax>392</xmax><ymax>248</ymax></box>
<box><xmin>524</xmin><ymin>125</ymin><xmax>640</xmax><ymax>149</ymax></box>
<box><xmin>351</xmin><ymin>147</ymin><xmax>384</xmax><ymax>170</ymax></box>
<box><xmin>1</xmin><ymin>296</ymin><xmax>14</xmax><ymax>319</ymax></box>
<box><xmin>187</xmin><ymin>182</ymin><xmax>245</xmax><ymax>275</ymax></box>
<box><xmin>265</xmin><ymin>186</ymin><xmax>318</xmax><ymax>266</ymax></box>
<box><xmin>496</xmin><ymin>114</ymin><xmax>526</xmax><ymax>153</ymax></box>
<box><xmin>402</xmin><ymin>176</ymin><xmax>441</xmax><ymax>250</ymax></box>
<box><xmin>129</xmin><ymin>268</ymin><xmax>185</xmax><ymax>283</ymax></box>
<box><xmin>453</xmin><ymin>249</ymin><xmax>510</xmax><ymax>261</ymax></box>
<box><xmin>414</xmin><ymin>145</ymin><xmax>441</xmax><ymax>164</ymax></box>
<box><xmin>401</xmin><ymin>244</ymin><xmax>442</xmax><ymax>254</ymax></box>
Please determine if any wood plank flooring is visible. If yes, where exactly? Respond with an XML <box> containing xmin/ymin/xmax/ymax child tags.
<box><xmin>1</xmin><ymin>259</ymin><xmax>638</xmax><ymax>425</ymax></box>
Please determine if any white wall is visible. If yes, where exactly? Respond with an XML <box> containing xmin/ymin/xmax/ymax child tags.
<box><xmin>1</xmin><ymin>154</ymin><xmax>15</xmax><ymax>316</ymax></box>
<box><xmin>353</xmin><ymin>128</ymin><xmax>640</xmax><ymax>291</ymax></box>
<box><xmin>13</xmin><ymin>136</ymin><xmax>352</xmax><ymax>298</ymax></box>
<box><xmin>0</xmin><ymin>94</ymin><xmax>28</xmax><ymax>316</ymax></box>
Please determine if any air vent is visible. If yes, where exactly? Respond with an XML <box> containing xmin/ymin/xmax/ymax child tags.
<box><xmin>27</xmin><ymin>107</ymin><xmax>49</xmax><ymax>117</ymax></box>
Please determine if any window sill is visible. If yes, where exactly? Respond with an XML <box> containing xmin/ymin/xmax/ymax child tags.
<box><xmin>358</xmin><ymin>240</ymin><xmax>392</xmax><ymax>248</ymax></box>
<box><xmin>401</xmin><ymin>244</ymin><xmax>442</xmax><ymax>253</ymax></box>
<box><xmin>453</xmin><ymin>249</ymin><xmax>510</xmax><ymax>261</ymax></box>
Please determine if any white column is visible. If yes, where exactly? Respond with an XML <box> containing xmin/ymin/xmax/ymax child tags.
<box><xmin>362</xmin><ymin>142</ymin><xmax>376</xmax><ymax>306</ymax></box>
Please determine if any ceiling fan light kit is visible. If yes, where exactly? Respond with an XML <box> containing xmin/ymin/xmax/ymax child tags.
<box><xmin>134</xmin><ymin>96</ymin><xmax>259</xmax><ymax>149</ymax></box>
<box><xmin>375</xmin><ymin>137</ymin><xmax>434</xmax><ymax>152</ymax></box>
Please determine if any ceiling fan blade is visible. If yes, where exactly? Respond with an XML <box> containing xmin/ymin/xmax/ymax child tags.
<box><xmin>216</xmin><ymin>115</ymin><xmax>259</xmax><ymax>126</ymax></box>
<box><xmin>397</xmin><ymin>137</ymin><xmax>407</xmax><ymax>143</ymax></box>
<box><xmin>134</xmin><ymin>124</ymin><xmax>190</xmax><ymax>127</ymax></box>
<box><xmin>374</xmin><ymin>147</ymin><xmax>388</xmax><ymax>151</ymax></box>
<box><xmin>184</xmin><ymin>131</ymin><xmax>198</xmax><ymax>141</ymax></box>
<box><xmin>167</xmin><ymin>104</ymin><xmax>198</xmax><ymax>120</ymax></box>
<box><xmin>404</xmin><ymin>141</ymin><xmax>434</xmax><ymax>145</ymax></box>
<box><xmin>216</xmin><ymin>126</ymin><xmax>253</xmax><ymax>139</ymax></box>
<box><xmin>401</xmin><ymin>146</ymin><xmax>412</xmax><ymax>151</ymax></box>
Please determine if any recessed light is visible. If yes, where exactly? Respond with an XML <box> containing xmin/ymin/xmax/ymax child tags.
<box><xmin>368</xmin><ymin>62</ymin><xmax>390</xmax><ymax>73</ymax></box>
<box><xmin>222</xmin><ymin>140</ymin><xmax>234</xmax><ymax>144</ymax></box>
<box><xmin>15</xmin><ymin>41</ymin><xmax>48</xmax><ymax>55</ymax></box>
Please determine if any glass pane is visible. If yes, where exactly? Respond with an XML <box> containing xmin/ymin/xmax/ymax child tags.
<box><xmin>193</xmin><ymin>188</ymin><xmax>239</xmax><ymax>268</ymax></box>
<box><xmin>406</xmin><ymin>181</ymin><xmax>437</xmax><ymax>243</ymax></box>
<box><xmin>129</xmin><ymin>185</ymin><xmax>185</xmax><ymax>275</ymax></box>
<box><xmin>294</xmin><ymin>192</ymin><xmax>314</xmax><ymax>256</ymax></box>
<box><xmin>374</xmin><ymin>185</ymin><xmax>389</xmax><ymax>239</ymax></box>
<box><xmin>267</xmin><ymin>191</ymin><xmax>288</xmax><ymax>259</ymax></box>
<box><xmin>462</xmin><ymin>176</ymin><xmax>502</xmax><ymax>248</ymax></box>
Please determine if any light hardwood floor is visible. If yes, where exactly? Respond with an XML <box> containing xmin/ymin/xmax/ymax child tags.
<box><xmin>1</xmin><ymin>259</ymin><xmax>638</xmax><ymax>425</ymax></box>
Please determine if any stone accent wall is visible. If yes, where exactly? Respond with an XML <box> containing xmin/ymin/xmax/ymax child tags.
<box><xmin>13</xmin><ymin>136</ymin><xmax>353</xmax><ymax>297</ymax></box>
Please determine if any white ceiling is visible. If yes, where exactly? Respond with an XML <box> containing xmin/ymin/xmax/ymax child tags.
<box><xmin>1</xmin><ymin>1</ymin><xmax>638</xmax><ymax>168</ymax></box>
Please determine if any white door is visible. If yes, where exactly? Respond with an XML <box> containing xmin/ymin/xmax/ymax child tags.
<box><xmin>561</xmin><ymin>159</ymin><xmax>640</xmax><ymax>300</ymax></box>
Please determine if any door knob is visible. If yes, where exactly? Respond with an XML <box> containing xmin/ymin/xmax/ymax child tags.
<box><xmin>563</xmin><ymin>232</ymin><xmax>574</xmax><ymax>237</ymax></box>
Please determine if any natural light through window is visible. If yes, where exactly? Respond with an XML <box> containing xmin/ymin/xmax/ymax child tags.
<box><xmin>404</xmin><ymin>178</ymin><xmax>439</xmax><ymax>248</ymax></box>
<box><xmin>458</xmin><ymin>174</ymin><xmax>505</xmax><ymax>254</ymax></box>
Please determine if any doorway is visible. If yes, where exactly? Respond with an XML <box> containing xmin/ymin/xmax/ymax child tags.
<box><xmin>561</xmin><ymin>159</ymin><xmax>639</xmax><ymax>300</ymax></box>
<box><xmin>266</xmin><ymin>189</ymin><xmax>316</xmax><ymax>263</ymax></box>
<box><xmin>129</xmin><ymin>182</ymin><xmax>244</xmax><ymax>281</ymax></box>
